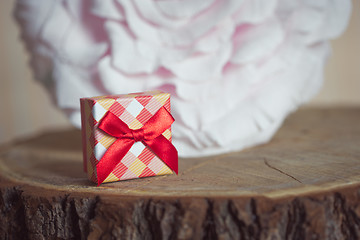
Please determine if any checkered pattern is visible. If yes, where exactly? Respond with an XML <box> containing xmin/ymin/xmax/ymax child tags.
<box><xmin>80</xmin><ymin>90</ymin><xmax>173</xmax><ymax>184</ymax></box>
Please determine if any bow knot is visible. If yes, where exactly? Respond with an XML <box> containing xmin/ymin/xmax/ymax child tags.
<box><xmin>131</xmin><ymin>129</ymin><xmax>144</xmax><ymax>142</ymax></box>
<box><xmin>95</xmin><ymin>106</ymin><xmax>178</xmax><ymax>185</ymax></box>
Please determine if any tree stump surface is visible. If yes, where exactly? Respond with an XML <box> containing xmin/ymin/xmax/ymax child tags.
<box><xmin>1</xmin><ymin>108</ymin><xmax>360</xmax><ymax>239</ymax></box>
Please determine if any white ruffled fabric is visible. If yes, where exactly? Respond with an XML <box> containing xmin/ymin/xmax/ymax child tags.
<box><xmin>15</xmin><ymin>0</ymin><xmax>351</xmax><ymax>157</ymax></box>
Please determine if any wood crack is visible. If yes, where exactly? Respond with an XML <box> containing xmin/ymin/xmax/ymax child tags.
<box><xmin>264</xmin><ymin>158</ymin><xmax>302</xmax><ymax>183</ymax></box>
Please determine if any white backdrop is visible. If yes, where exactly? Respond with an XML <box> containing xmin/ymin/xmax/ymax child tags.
<box><xmin>1</xmin><ymin>0</ymin><xmax>359</xmax><ymax>145</ymax></box>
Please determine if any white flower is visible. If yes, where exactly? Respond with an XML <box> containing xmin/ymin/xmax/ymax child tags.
<box><xmin>15</xmin><ymin>0</ymin><xmax>351</xmax><ymax>157</ymax></box>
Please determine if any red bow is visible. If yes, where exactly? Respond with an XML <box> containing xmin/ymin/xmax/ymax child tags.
<box><xmin>96</xmin><ymin>107</ymin><xmax>178</xmax><ymax>185</ymax></box>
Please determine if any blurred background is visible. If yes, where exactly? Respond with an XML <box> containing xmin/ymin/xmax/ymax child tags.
<box><xmin>0</xmin><ymin>1</ymin><xmax>359</xmax><ymax>145</ymax></box>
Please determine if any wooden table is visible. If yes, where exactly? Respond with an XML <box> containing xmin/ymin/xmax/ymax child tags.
<box><xmin>1</xmin><ymin>108</ymin><xmax>359</xmax><ymax>239</ymax></box>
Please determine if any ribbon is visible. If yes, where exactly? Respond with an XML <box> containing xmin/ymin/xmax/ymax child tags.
<box><xmin>96</xmin><ymin>106</ymin><xmax>178</xmax><ymax>185</ymax></box>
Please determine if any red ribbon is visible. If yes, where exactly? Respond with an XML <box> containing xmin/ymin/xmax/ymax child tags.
<box><xmin>96</xmin><ymin>107</ymin><xmax>178</xmax><ymax>185</ymax></box>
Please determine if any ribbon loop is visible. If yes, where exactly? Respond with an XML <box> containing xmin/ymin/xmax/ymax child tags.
<box><xmin>96</xmin><ymin>106</ymin><xmax>178</xmax><ymax>185</ymax></box>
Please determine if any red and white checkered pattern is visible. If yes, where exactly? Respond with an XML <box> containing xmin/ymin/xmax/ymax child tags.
<box><xmin>80</xmin><ymin>90</ymin><xmax>173</xmax><ymax>184</ymax></box>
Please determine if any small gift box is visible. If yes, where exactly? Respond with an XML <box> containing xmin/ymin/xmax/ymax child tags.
<box><xmin>80</xmin><ymin>90</ymin><xmax>178</xmax><ymax>185</ymax></box>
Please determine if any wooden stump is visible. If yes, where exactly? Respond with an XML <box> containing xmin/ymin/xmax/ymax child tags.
<box><xmin>1</xmin><ymin>108</ymin><xmax>360</xmax><ymax>239</ymax></box>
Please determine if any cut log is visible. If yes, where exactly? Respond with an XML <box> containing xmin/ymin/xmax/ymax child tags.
<box><xmin>0</xmin><ymin>108</ymin><xmax>360</xmax><ymax>239</ymax></box>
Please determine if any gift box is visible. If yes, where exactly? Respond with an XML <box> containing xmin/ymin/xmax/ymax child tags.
<box><xmin>80</xmin><ymin>90</ymin><xmax>178</xmax><ymax>185</ymax></box>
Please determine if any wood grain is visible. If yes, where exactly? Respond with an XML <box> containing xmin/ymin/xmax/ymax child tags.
<box><xmin>1</xmin><ymin>108</ymin><xmax>360</xmax><ymax>239</ymax></box>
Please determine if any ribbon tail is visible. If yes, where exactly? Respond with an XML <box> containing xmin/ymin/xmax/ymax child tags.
<box><xmin>145</xmin><ymin>135</ymin><xmax>178</xmax><ymax>174</ymax></box>
<box><xmin>96</xmin><ymin>138</ymin><xmax>134</xmax><ymax>185</ymax></box>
